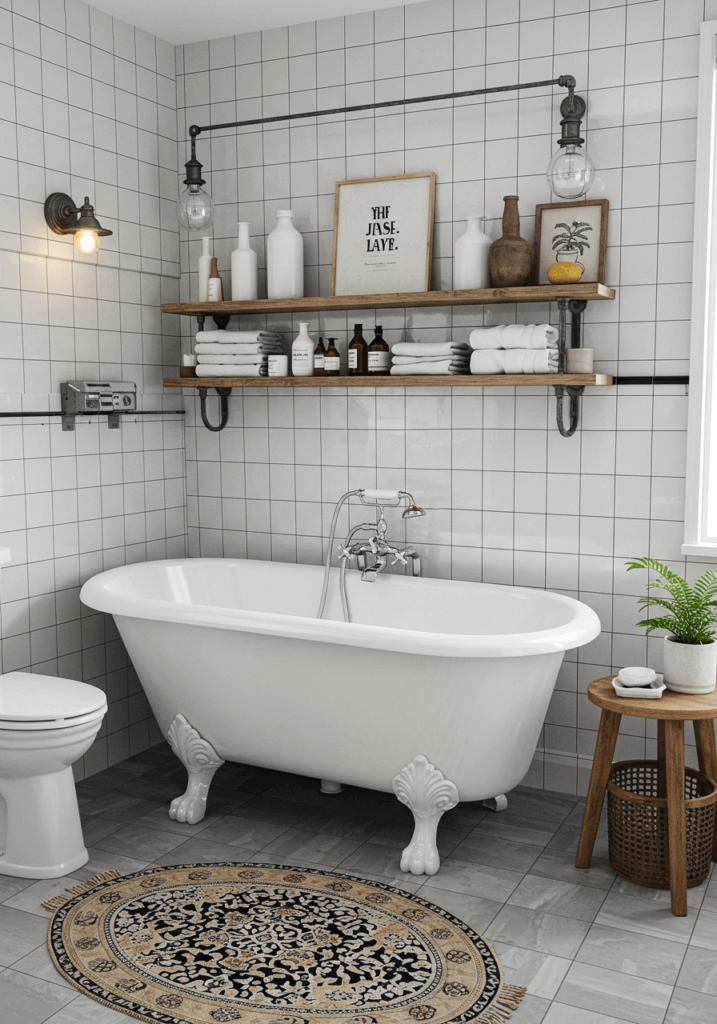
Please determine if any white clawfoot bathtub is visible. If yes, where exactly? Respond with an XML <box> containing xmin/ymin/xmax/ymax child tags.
<box><xmin>80</xmin><ymin>558</ymin><xmax>600</xmax><ymax>875</ymax></box>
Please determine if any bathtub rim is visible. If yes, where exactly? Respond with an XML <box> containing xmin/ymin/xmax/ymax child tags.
<box><xmin>80</xmin><ymin>558</ymin><xmax>600</xmax><ymax>659</ymax></box>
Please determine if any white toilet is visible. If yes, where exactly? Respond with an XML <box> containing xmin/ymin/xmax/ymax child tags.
<box><xmin>0</xmin><ymin>549</ymin><xmax>107</xmax><ymax>878</ymax></box>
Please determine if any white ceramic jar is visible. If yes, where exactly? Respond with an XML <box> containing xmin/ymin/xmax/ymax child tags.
<box><xmin>267</xmin><ymin>210</ymin><xmax>304</xmax><ymax>299</ymax></box>
<box><xmin>663</xmin><ymin>635</ymin><xmax>717</xmax><ymax>694</ymax></box>
<box><xmin>454</xmin><ymin>215</ymin><xmax>492</xmax><ymax>290</ymax></box>
<box><xmin>231</xmin><ymin>222</ymin><xmax>258</xmax><ymax>300</ymax></box>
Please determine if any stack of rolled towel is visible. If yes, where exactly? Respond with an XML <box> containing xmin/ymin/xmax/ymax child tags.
<box><xmin>194</xmin><ymin>330</ymin><xmax>283</xmax><ymax>377</ymax></box>
<box><xmin>390</xmin><ymin>341</ymin><xmax>471</xmax><ymax>375</ymax></box>
<box><xmin>469</xmin><ymin>324</ymin><xmax>559</xmax><ymax>374</ymax></box>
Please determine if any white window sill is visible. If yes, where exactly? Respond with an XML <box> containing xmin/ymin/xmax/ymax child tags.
<box><xmin>681</xmin><ymin>544</ymin><xmax>717</xmax><ymax>560</ymax></box>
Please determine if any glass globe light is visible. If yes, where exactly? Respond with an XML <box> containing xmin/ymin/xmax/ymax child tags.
<box><xmin>74</xmin><ymin>228</ymin><xmax>100</xmax><ymax>255</ymax></box>
<box><xmin>546</xmin><ymin>143</ymin><xmax>596</xmax><ymax>200</ymax></box>
<box><xmin>177</xmin><ymin>184</ymin><xmax>215</xmax><ymax>232</ymax></box>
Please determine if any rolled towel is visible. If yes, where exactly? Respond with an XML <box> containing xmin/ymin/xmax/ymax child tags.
<box><xmin>391</xmin><ymin>359</ymin><xmax>468</xmax><ymax>375</ymax></box>
<box><xmin>469</xmin><ymin>324</ymin><xmax>559</xmax><ymax>350</ymax></box>
<box><xmin>195</xmin><ymin>329</ymin><xmax>281</xmax><ymax>343</ymax></box>
<box><xmin>391</xmin><ymin>341</ymin><xmax>471</xmax><ymax>358</ymax></box>
<box><xmin>392</xmin><ymin>353</ymin><xmax>469</xmax><ymax>364</ymax></box>
<box><xmin>470</xmin><ymin>349</ymin><xmax>559</xmax><ymax>374</ymax></box>
<box><xmin>196</xmin><ymin>364</ymin><xmax>267</xmax><ymax>377</ymax></box>
<box><xmin>197</xmin><ymin>353</ymin><xmax>271</xmax><ymax>365</ymax></box>
<box><xmin>195</xmin><ymin>342</ymin><xmax>283</xmax><ymax>354</ymax></box>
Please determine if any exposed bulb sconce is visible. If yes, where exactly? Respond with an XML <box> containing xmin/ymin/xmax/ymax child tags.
<box><xmin>177</xmin><ymin>128</ymin><xmax>215</xmax><ymax>232</ymax></box>
<box><xmin>545</xmin><ymin>79</ymin><xmax>595</xmax><ymax>200</ymax></box>
<box><xmin>44</xmin><ymin>193</ymin><xmax>113</xmax><ymax>255</ymax></box>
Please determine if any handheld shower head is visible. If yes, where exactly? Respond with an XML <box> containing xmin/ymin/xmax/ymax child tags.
<box><xmin>402</xmin><ymin>505</ymin><xmax>426</xmax><ymax>519</ymax></box>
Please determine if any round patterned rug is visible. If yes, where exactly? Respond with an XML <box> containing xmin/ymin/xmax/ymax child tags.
<box><xmin>45</xmin><ymin>864</ymin><xmax>525</xmax><ymax>1024</ymax></box>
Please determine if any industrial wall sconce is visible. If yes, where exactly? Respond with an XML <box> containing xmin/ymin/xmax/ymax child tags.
<box><xmin>44</xmin><ymin>193</ymin><xmax>113</xmax><ymax>255</ymax></box>
<box><xmin>176</xmin><ymin>75</ymin><xmax>595</xmax><ymax>231</ymax></box>
<box><xmin>545</xmin><ymin>84</ymin><xmax>595</xmax><ymax>199</ymax></box>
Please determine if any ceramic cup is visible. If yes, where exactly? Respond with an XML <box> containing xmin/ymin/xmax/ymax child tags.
<box><xmin>268</xmin><ymin>354</ymin><xmax>289</xmax><ymax>376</ymax></box>
<box><xmin>566</xmin><ymin>348</ymin><xmax>594</xmax><ymax>373</ymax></box>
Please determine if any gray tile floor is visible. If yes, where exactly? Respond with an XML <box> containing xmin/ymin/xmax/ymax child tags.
<box><xmin>2</xmin><ymin>744</ymin><xmax>716</xmax><ymax>1024</ymax></box>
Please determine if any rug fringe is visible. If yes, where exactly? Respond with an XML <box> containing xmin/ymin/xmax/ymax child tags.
<box><xmin>478</xmin><ymin>984</ymin><xmax>527</xmax><ymax>1023</ymax></box>
<box><xmin>41</xmin><ymin>870</ymin><xmax>122</xmax><ymax>912</ymax></box>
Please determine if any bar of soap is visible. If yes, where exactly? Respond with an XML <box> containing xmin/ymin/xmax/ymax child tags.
<box><xmin>616</xmin><ymin>666</ymin><xmax>657</xmax><ymax>688</ymax></box>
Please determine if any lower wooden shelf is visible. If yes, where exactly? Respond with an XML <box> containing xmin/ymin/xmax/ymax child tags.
<box><xmin>164</xmin><ymin>374</ymin><xmax>613</xmax><ymax>389</ymax></box>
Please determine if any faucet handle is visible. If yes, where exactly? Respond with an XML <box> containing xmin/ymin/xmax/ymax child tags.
<box><xmin>391</xmin><ymin>549</ymin><xmax>408</xmax><ymax>566</ymax></box>
<box><xmin>337</xmin><ymin>544</ymin><xmax>353</xmax><ymax>561</ymax></box>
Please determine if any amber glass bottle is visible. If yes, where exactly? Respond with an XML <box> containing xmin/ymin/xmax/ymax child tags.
<box><xmin>324</xmin><ymin>338</ymin><xmax>340</xmax><ymax>376</ymax></box>
<box><xmin>347</xmin><ymin>323</ymin><xmax>368</xmax><ymax>375</ymax></box>
<box><xmin>368</xmin><ymin>325</ymin><xmax>390</xmax><ymax>375</ymax></box>
<box><xmin>314</xmin><ymin>337</ymin><xmax>326</xmax><ymax>375</ymax></box>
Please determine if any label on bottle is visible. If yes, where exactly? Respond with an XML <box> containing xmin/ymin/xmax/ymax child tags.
<box><xmin>348</xmin><ymin>349</ymin><xmax>357</xmax><ymax>369</ymax></box>
<box><xmin>325</xmin><ymin>356</ymin><xmax>340</xmax><ymax>372</ymax></box>
<box><xmin>293</xmin><ymin>350</ymin><xmax>311</xmax><ymax>372</ymax></box>
<box><xmin>368</xmin><ymin>351</ymin><xmax>389</xmax><ymax>371</ymax></box>
<box><xmin>314</xmin><ymin>354</ymin><xmax>325</xmax><ymax>370</ymax></box>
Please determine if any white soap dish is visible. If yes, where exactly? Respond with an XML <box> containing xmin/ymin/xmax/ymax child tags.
<box><xmin>612</xmin><ymin>675</ymin><xmax>665</xmax><ymax>699</ymax></box>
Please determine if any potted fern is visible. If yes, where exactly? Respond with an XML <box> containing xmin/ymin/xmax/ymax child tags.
<box><xmin>626</xmin><ymin>557</ymin><xmax>717</xmax><ymax>694</ymax></box>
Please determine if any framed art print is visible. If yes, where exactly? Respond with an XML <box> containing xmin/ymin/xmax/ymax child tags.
<box><xmin>331</xmin><ymin>173</ymin><xmax>436</xmax><ymax>296</ymax></box>
<box><xmin>532</xmin><ymin>199</ymin><xmax>609</xmax><ymax>286</ymax></box>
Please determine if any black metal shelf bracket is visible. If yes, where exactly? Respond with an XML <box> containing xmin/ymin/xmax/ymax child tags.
<box><xmin>553</xmin><ymin>297</ymin><xmax>588</xmax><ymax>438</ymax></box>
<box><xmin>198</xmin><ymin>387</ymin><xmax>231</xmax><ymax>431</ymax></box>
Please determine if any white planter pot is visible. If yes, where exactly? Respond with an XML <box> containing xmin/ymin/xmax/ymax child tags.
<box><xmin>663</xmin><ymin>635</ymin><xmax>717</xmax><ymax>694</ymax></box>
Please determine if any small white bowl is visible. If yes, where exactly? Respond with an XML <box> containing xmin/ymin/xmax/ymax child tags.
<box><xmin>616</xmin><ymin>666</ymin><xmax>657</xmax><ymax>688</ymax></box>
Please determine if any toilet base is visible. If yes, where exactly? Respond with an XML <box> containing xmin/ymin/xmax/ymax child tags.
<box><xmin>0</xmin><ymin>766</ymin><xmax>90</xmax><ymax>879</ymax></box>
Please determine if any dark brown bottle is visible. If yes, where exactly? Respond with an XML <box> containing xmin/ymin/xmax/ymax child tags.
<box><xmin>368</xmin><ymin>325</ymin><xmax>390</xmax><ymax>375</ymax></box>
<box><xmin>324</xmin><ymin>338</ymin><xmax>340</xmax><ymax>376</ymax></box>
<box><xmin>347</xmin><ymin>323</ymin><xmax>368</xmax><ymax>375</ymax></box>
<box><xmin>314</xmin><ymin>337</ymin><xmax>326</xmax><ymax>375</ymax></box>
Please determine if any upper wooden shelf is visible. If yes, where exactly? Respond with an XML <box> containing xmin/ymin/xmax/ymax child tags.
<box><xmin>165</xmin><ymin>374</ymin><xmax>613</xmax><ymax>389</ymax></box>
<box><xmin>161</xmin><ymin>283</ymin><xmax>615</xmax><ymax>317</ymax></box>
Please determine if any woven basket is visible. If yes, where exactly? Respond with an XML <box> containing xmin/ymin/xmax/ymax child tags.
<box><xmin>607</xmin><ymin>759</ymin><xmax>717</xmax><ymax>889</ymax></box>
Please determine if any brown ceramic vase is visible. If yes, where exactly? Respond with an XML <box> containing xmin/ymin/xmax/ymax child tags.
<box><xmin>489</xmin><ymin>196</ymin><xmax>533</xmax><ymax>288</ymax></box>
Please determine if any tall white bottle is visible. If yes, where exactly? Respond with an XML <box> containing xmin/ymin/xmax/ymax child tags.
<box><xmin>231</xmin><ymin>222</ymin><xmax>258</xmax><ymax>300</ymax></box>
<box><xmin>197</xmin><ymin>236</ymin><xmax>212</xmax><ymax>301</ymax></box>
<box><xmin>454</xmin><ymin>215</ymin><xmax>492</xmax><ymax>289</ymax></box>
<box><xmin>267</xmin><ymin>210</ymin><xmax>304</xmax><ymax>299</ymax></box>
<box><xmin>292</xmin><ymin>322</ymin><xmax>314</xmax><ymax>376</ymax></box>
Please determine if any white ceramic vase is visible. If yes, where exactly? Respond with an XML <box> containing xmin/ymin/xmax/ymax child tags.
<box><xmin>231</xmin><ymin>223</ymin><xmax>258</xmax><ymax>300</ymax></box>
<box><xmin>454</xmin><ymin>215</ymin><xmax>492</xmax><ymax>290</ymax></box>
<box><xmin>267</xmin><ymin>210</ymin><xmax>303</xmax><ymax>299</ymax></box>
<box><xmin>197</xmin><ymin>236</ymin><xmax>212</xmax><ymax>302</ymax></box>
<box><xmin>663</xmin><ymin>635</ymin><xmax>717</xmax><ymax>694</ymax></box>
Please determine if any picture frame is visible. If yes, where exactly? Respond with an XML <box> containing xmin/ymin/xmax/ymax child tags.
<box><xmin>532</xmin><ymin>199</ymin><xmax>609</xmax><ymax>286</ymax></box>
<box><xmin>331</xmin><ymin>172</ymin><xmax>436</xmax><ymax>296</ymax></box>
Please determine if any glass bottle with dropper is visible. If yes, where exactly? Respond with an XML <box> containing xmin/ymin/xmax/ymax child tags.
<box><xmin>314</xmin><ymin>337</ymin><xmax>326</xmax><ymax>376</ymax></box>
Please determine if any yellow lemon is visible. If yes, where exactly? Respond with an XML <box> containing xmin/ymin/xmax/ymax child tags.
<box><xmin>546</xmin><ymin>261</ymin><xmax>582</xmax><ymax>283</ymax></box>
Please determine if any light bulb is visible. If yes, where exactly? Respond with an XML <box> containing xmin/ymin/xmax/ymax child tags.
<box><xmin>546</xmin><ymin>143</ymin><xmax>596</xmax><ymax>200</ymax></box>
<box><xmin>73</xmin><ymin>228</ymin><xmax>100</xmax><ymax>255</ymax></box>
<box><xmin>177</xmin><ymin>184</ymin><xmax>215</xmax><ymax>232</ymax></box>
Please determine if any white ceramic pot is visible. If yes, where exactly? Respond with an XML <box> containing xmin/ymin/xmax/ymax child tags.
<box><xmin>663</xmin><ymin>635</ymin><xmax>717</xmax><ymax>694</ymax></box>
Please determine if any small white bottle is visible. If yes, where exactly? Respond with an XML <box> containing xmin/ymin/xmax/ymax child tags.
<box><xmin>267</xmin><ymin>210</ymin><xmax>304</xmax><ymax>299</ymax></box>
<box><xmin>454</xmin><ymin>215</ymin><xmax>492</xmax><ymax>289</ymax></box>
<box><xmin>231</xmin><ymin>222</ymin><xmax>258</xmax><ymax>300</ymax></box>
<box><xmin>292</xmin><ymin>322</ymin><xmax>314</xmax><ymax>376</ymax></box>
<box><xmin>198</xmin><ymin>236</ymin><xmax>212</xmax><ymax>301</ymax></box>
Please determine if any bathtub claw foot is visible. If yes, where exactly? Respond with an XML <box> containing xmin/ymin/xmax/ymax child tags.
<box><xmin>392</xmin><ymin>755</ymin><xmax>459</xmax><ymax>876</ymax></box>
<box><xmin>167</xmin><ymin>714</ymin><xmax>224</xmax><ymax>825</ymax></box>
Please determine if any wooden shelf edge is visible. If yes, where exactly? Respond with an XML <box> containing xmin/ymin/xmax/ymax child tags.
<box><xmin>161</xmin><ymin>283</ymin><xmax>615</xmax><ymax>316</ymax></box>
<box><xmin>165</xmin><ymin>374</ymin><xmax>613</xmax><ymax>389</ymax></box>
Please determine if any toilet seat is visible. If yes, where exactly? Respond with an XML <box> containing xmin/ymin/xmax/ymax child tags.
<box><xmin>0</xmin><ymin>672</ymin><xmax>107</xmax><ymax>731</ymax></box>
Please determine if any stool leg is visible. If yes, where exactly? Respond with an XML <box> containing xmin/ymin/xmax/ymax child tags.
<box><xmin>664</xmin><ymin>720</ymin><xmax>687</xmax><ymax>917</ymax></box>
<box><xmin>693</xmin><ymin>718</ymin><xmax>717</xmax><ymax>862</ymax></box>
<box><xmin>576</xmin><ymin>709</ymin><xmax>621</xmax><ymax>869</ymax></box>
<box><xmin>657</xmin><ymin>720</ymin><xmax>666</xmax><ymax>798</ymax></box>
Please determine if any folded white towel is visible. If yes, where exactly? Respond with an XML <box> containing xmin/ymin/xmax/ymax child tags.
<box><xmin>195</xmin><ymin>330</ymin><xmax>281</xmax><ymax>343</ymax></box>
<box><xmin>195</xmin><ymin>342</ymin><xmax>283</xmax><ymax>354</ymax></box>
<box><xmin>197</xmin><ymin>353</ymin><xmax>271</xmax><ymax>365</ymax></box>
<box><xmin>469</xmin><ymin>324</ymin><xmax>559</xmax><ymax>351</ymax></box>
<box><xmin>391</xmin><ymin>359</ymin><xmax>468</xmax><ymax>375</ymax></box>
<box><xmin>392</xmin><ymin>354</ymin><xmax>469</xmax><ymax>365</ymax></box>
<box><xmin>391</xmin><ymin>341</ymin><xmax>471</xmax><ymax>357</ymax></box>
<box><xmin>196</xmin><ymin>364</ymin><xmax>267</xmax><ymax>377</ymax></box>
<box><xmin>470</xmin><ymin>349</ymin><xmax>559</xmax><ymax>374</ymax></box>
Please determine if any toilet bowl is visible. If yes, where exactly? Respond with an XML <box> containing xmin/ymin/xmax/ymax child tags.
<box><xmin>0</xmin><ymin>671</ymin><xmax>107</xmax><ymax>878</ymax></box>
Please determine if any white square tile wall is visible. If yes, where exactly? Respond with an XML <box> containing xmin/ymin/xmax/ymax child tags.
<box><xmin>178</xmin><ymin>0</ymin><xmax>716</xmax><ymax>795</ymax></box>
<box><xmin>0</xmin><ymin>0</ymin><xmax>187</xmax><ymax>777</ymax></box>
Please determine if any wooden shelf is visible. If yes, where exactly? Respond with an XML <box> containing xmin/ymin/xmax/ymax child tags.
<box><xmin>161</xmin><ymin>283</ymin><xmax>615</xmax><ymax>317</ymax></box>
<box><xmin>165</xmin><ymin>374</ymin><xmax>613</xmax><ymax>389</ymax></box>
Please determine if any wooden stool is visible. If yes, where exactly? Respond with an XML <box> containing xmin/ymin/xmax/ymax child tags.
<box><xmin>576</xmin><ymin>676</ymin><xmax>717</xmax><ymax>916</ymax></box>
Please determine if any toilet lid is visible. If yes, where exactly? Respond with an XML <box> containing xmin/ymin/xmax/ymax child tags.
<box><xmin>0</xmin><ymin>672</ymin><xmax>107</xmax><ymax>722</ymax></box>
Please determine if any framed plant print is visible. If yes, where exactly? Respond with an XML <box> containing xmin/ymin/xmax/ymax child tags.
<box><xmin>331</xmin><ymin>173</ymin><xmax>436</xmax><ymax>296</ymax></box>
<box><xmin>532</xmin><ymin>199</ymin><xmax>609</xmax><ymax>285</ymax></box>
